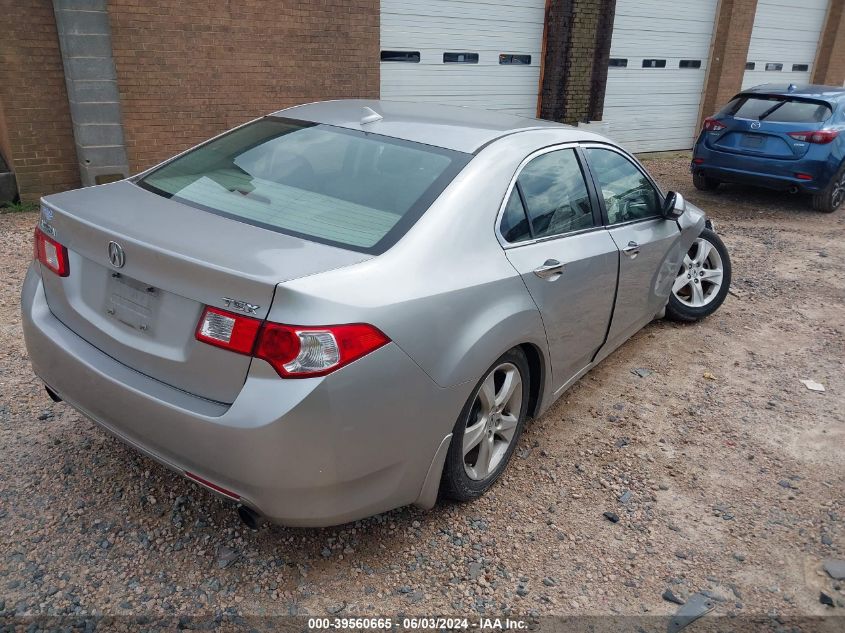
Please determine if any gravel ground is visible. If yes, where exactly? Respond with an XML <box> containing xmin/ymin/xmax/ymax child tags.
<box><xmin>0</xmin><ymin>156</ymin><xmax>843</xmax><ymax>626</ymax></box>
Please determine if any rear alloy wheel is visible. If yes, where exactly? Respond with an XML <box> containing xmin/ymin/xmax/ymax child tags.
<box><xmin>666</xmin><ymin>227</ymin><xmax>732</xmax><ymax>322</ymax></box>
<box><xmin>812</xmin><ymin>164</ymin><xmax>845</xmax><ymax>213</ymax></box>
<box><xmin>693</xmin><ymin>172</ymin><xmax>720</xmax><ymax>191</ymax></box>
<box><xmin>439</xmin><ymin>348</ymin><xmax>529</xmax><ymax>502</ymax></box>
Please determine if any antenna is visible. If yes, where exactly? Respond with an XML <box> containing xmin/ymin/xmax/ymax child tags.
<box><xmin>360</xmin><ymin>107</ymin><xmax>383</xmax><ymax>125</ymax></box>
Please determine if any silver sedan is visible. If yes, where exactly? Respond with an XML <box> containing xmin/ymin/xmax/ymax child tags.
<box><xmin>21</xmin><ymin>100</ymin><xmax>731</xmax><ymax>527</ymax></box>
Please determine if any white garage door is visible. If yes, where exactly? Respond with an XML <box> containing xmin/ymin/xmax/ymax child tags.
<box><xmin>596</xmin><ymin>0</ymin><xmax>719</xmax><ymax>153</ymax></box>
<box><xmin>380</xmin><ymin>0</ymin><xmax>545</xmax><ymax>117</ymax></box>
<box><xmin>742</xmin><ymin>0</ymin><xmax>829</xmax><ymax>90</ymax></box>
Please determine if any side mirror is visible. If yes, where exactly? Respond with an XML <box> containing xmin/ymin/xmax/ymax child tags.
<box><xmin>662</xmin><ymin>191</ymin><xmax>686</xmax><ymax>220</ymax></box>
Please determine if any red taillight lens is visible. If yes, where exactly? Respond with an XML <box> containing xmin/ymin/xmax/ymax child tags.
<box><xmin>255</xmin><ymin>322</ymin><xmax>390</xmax><ymax>378</ymax></box>
<box><xmin>703</xmin><ymin>118</ymin><xmax>726</xmax><ymax>132</ymax></box>
<box><xmin>195</xmin><ymin>307</ymin><xmax>390</xmax><ymax>378</ymax></box>
<box><xmin>795</xmin><ymin>173</ymin><xmax>814</xmax><ymax>181</ymax></box>
<box><xmin>787</xmin><ymin>129</ymin><xmax>839</xmax><ymax>144</ymax></box>
<box><xmin>34</xmin><ymin>227</ymin><xmax>69</xmax><ymax>277</ymax></box>
<box><xmin>195</xmin><ymin>306</ymin><xmax>261</xmax><ymax>354</ymax></box>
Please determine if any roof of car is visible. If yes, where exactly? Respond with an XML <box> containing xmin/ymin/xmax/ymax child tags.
<box><xmin>272</xmin><ymin>99</ymin><xmax>573</xmax><ymax>153</ymax></box>
<box><xmin>740</xmin><ymin>84</ymin><xmax>845</xmax><ymax>101</ymax></box>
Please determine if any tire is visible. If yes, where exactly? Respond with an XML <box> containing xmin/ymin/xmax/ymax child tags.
<box><xmin>666</xmin><ymin>227</ymin><xmax>732</xmax><ymax>323</ymax></box>
<box><xmin>693</xmin><ymin>172</ymin><xmax>720</xmax><ymax>192</ymax></box>
<box><xmin>439</xmin><ymin>348</ymin><xmax>530</xmax><ymax>502</ymax></box>
<box><xmin>812</xmin><ymin>163</ymin><xmax>845</xmax><ymax>213</ymax></box>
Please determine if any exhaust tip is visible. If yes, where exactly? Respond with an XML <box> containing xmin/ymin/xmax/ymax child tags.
<box><xmin>237</xmin><ymin>505</ymin><xmax>262</xmax><ymax>530</ymax></box>
<box><xmin>789</xmin><ymin>185</ymin><xmax>799</xmax><ymax>194</ymax></box>
<box><xmin>45</xmin><ymin>386</ymin><xmax>62</xmax><ymax>403</ymax></box>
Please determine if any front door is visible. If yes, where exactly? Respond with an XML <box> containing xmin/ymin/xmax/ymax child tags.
<box><xmin>500</xmin><ymin>146</ymin><xmax>619</xmax><ymax>390</ymax></box>
<box><xmin>583</xmin><ymin>146</ymin><xmax>683</xmax><ymax>347</ymax></box>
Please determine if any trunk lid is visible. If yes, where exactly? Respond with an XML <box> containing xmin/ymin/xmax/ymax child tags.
<box><xmin>39</xmin><ymin>181</ymin><xmax>370</xmax><ymax>403</ymax></box>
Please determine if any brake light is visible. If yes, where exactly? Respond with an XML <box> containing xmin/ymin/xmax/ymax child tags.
<box><xmin>787</xmin><ymin>129</ymin><xmax>839</xmax><ymax>144</ymax></box>
<box><xmin>256</xmin><ymin>322</ymin><xmax>389</xmax><ymax>378</ymax></box>
<box><xmin>34</xmin><ymin>227</ymin><xmax>69</xmax><ymax>277</ymax></box>
<box><xmin>195</xmin><ymin>307</ymin><xmax>390</xmax><ymax>378</ymax></box>
<box><xmin>703</xmin><ymin>118</ymin><xmax>726</xmax><ymax>132</ymax></box>
<box><xmin>195</xmin><ymin>306</ymin><xmax>261</xmax><ymax>354</ymax></box>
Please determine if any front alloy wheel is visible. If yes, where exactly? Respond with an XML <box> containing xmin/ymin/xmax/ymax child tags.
<box><xmin>672</xmin><ymin>237</ymin><xmax>724</xmax><ymax>308</ymax></box>
<box><xmin>440</xmin><ymin>348</ymin><xmax>530</xmax><ymax>501</ymax></box>
<box><xmin>666</xmin><ymin>227</ymin><xmax>731</xmax><ymax>322</ymax></box>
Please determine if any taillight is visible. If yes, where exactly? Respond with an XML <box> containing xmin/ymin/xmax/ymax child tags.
<box><xmin>787</xmin><ymin>129</ymin><xmax>839</xmax><ymax>144</ymax></box>
<box><xmin>195</xmin><ymin>307</ymin><xmax>390</xmax><ymax>378</ymax></box>
<box><xmin>703</xmin><ymin>118</ymin><xmax>726</xmax><ymax>132</ymax></box>
<box><xmin>195</xmin><ymin>306</ymin><xmax>261</xmax><ymax>354</ymax></box>
<box><xmin>34</xmin><ymin>227</ymin><xmax>69</xmax><ymax>277</ymax></box>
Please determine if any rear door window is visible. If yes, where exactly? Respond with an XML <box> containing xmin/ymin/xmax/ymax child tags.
<box><xmin>516</xmin><ymin>149</ymin><xmax>594</xmax><ymax>239</ymax></box>
<box><xmin>720</xmin><ymin>96</ymin><xmax>832</xmax><ymax>123</ymax></box>
<box><xmin>137</xmin><ymin>118</ymin><xmax>470</xmax><ymax>254</ymax></box>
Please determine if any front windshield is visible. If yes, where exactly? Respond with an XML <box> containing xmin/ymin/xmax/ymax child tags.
<box><xmin>138</xmin><ymin>118</ymin><xmax>470</xmax><ymax>253</ymax></box>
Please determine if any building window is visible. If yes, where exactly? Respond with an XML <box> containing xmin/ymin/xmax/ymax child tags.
<box><xmin>679</xmin><ymin>60</ymin><xmax>702</xmax><ymax>69</ymax></box>
<box><xmin>380</xmin><ymin>51</ymin><xmax>420</xmax><ymax>63</ymax></box>
<box><xmin>608</xmin><ymin>58</ymin><xmax>628</xmax><ymax>68</ymax></box>
<box><xmin>642</xmin><ymin>59</ymin><xmax>667</xmax><ymax>68</ymax></box>
<box><xmin>765</xmin><ymin>63</ymin><xmax>784</xmax><ymax>71</ymax></box>
<box><xmin>443</xmin><ymin>52</ymin><xmax>478</xmax><ymax>64</ymax></box>
<box><xmin>745</xmin><ymin>62</ymin><xmax>756</xmax><ymax>70</ymax></box>
<box><xmin>792</xmin><ymin>63</ymin><xmax>809</xmax><ymax>72</ymax></box>
<box><xmin>499</xmin><ymin>54</ymin><xmax>531</xmax><ymax>65</ymax></box>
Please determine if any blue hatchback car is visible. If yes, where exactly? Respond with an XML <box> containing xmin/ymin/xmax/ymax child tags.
<box><xmin>691</xmin><ymin>84</ymin><xmax>845</xmax><ymax>213</ymax></box>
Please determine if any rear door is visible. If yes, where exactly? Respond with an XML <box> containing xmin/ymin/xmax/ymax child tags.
<box><xmin>582</xmin><ymin>145</ymin><xmax>683</xmax><ymax>347</ymax></box>
<box><xmin>501</xmin><ymin>146</ymin><xmax>618</xmax><ymax>390</ymax></box>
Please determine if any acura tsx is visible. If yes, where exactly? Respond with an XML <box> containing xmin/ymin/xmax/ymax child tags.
<box><xmin>22</xmin><ymin>100</ymin><xmax>731</xmax><ymax>527</ymax></box>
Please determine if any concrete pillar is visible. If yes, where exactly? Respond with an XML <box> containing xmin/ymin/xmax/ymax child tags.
<box><xmin>52</xmin><ymin>0</ymin><xmax>129</xmax><ymax>186</ymax></box>
<box><xmin>699</xmin><ymin>0</ymin><xmax>759</xmax><ymax>122</ymax></box>
<box><xmin>813</xmin><ymin>0</ymin><xmax>845</xmax><ymax>86</ymax></box>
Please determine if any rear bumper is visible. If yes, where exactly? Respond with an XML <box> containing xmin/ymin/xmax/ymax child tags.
<box><xmin>691</xmin><ymin>145</ymin><xmax>833</xmax><ymax>193</ymax></box>
<box><xmin>21</xmin><ymin>265</ymin><xmax>464</xmax><ymax>526</ymax></box>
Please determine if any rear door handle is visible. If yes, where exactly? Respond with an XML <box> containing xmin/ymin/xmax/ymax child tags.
<box><xmin>622</xmin><ymin>241</ymin><xmax>640</xmax><ymax>259</ymax></box>
<box><xmin>533</xmin><ymin>259</ymin><xmax>565</xmax><ymax>279</ymax></box>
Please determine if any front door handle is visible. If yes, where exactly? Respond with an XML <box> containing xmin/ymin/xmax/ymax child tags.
<box><xmin>622</xmin><ymin>240</ymin><xmax>640</xmax><ymax>259</ymax></box>
<box><xmin>533</xmin><ymin>259</ymin><xmax>565</xmax><ymax>279</ymax></box>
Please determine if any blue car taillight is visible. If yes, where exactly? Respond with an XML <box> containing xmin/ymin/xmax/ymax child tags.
<box><xmin>787</xmin><ymin>129</ymin><xmax>839</xmax><ymax>144</ymax></box>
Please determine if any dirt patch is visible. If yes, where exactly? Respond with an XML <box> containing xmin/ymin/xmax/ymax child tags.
<box><xmin>0</xmin><ymin>160</ymin><xmax>843</xmax><ymax>622</ymax></box>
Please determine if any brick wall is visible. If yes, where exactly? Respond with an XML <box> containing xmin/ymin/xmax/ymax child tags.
<box><xmin>0</xmin><ymin>0</ymin><xmax>80</xmax><ymax>201</ymax></box>
<box><xmin>698</xmin><ymin>0</ymin><xmax>759</xmax><ymax>123</ymax></box>
<box><xmin>539</xmin><ymin>0</ymin><xmax>616</xmax><ymax>124</ymax></box>
<box><xmin>813</xmin><ymin>0</ymin><xmax>845</xmax><ymax>86</ymax></box>
<box><xmin>107</xmin><ymin>0</ymin><xmax>380</xmax><ymax>174</ymax></box>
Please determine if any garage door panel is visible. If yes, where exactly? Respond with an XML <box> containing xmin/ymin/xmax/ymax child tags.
<box><xmin>743</xmin><ymin>0</ymin><xmax>828</xmax><ymax>89</ymax></box>
<box><xmin>381</xmin><ymin>0</ymin><xmax>545</xmax><ymax>118</ymax></box>
<box><xmin>597</xmin><ymin>0</ymin><xmax>719</xmax><ymax>152</ymax></box>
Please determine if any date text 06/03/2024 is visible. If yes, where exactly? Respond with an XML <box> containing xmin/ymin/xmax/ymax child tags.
<box><xmin>306</xmin><ymin>617</ymin><xmax>529</xmax><ymax>630</ymax></box>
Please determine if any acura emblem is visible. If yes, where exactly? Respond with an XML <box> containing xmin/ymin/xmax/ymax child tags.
<box><xmin>108</xmin><ymin>241</ymin><xmax>125</xmax><ymax>268</ymax></box>
<box><xmin>750</xmin><ymin>121</ymin><xmax>761</xmax><ymax>129</ymax></box>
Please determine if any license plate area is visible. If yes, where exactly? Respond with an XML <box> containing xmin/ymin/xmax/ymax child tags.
<box><xmin>741</xmin><ymin>134</ymin><xmax>765</xmax><ymax>149</ymax></box>
<box><xmin>106</xmin><ymin>273</ymin><xmax>158</xmax><ymax>334</ymax></box>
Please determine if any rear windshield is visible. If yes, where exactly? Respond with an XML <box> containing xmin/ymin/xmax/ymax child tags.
<box><xmin>720</xmin><ymin>95</ymin><xmax>832</xmax><ymax>123</ymax></box>
<box><xmin>137</xmin><ymin>118</ymin><xmax>470</xmax><ymax>254</ymax></box>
